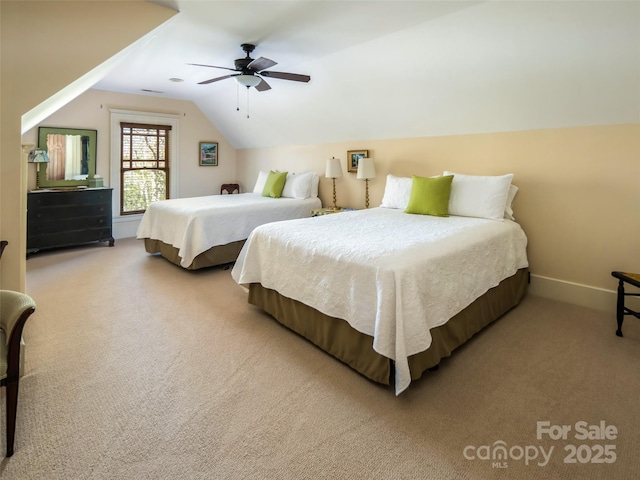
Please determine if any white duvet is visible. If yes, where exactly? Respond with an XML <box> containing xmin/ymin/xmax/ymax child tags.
<box><xmin>232</xmin><ymin>207</ymin><xmax>529</xmax><ymax>394</ymax></box>
<box><xmin>136</xmin><ymin>193</ymin><xmax>321</xmax><ymax>267</ymax></box>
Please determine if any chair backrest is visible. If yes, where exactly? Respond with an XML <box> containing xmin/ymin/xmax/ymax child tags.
<box><xmin>221</xmin><ymin>183</ymin><xmax>240</xmax><ymax>195</ymax></box>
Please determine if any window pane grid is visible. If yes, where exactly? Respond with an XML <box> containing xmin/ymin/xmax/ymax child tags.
<box><xmin>120</xmin><ymin>122</ymin><xmax>171</xmax><ymax>215</ymax></box>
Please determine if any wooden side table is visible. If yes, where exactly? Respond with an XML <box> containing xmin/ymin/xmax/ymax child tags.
<box><xmin>611</xmin><ymin>271</ymin><xmax>640</xmax><ymax>337</ymax></box>
<box><xmin>221</xmin><ymin>183</ymin><xmax>240</xmax><ymax>195</ymax></box>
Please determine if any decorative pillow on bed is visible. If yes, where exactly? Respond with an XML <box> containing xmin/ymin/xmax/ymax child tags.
<box><xmin>252</xmin><ymin>170</ymin><xmax>270</xmax><ymax>194</ymax></box>
<box><xmin>443</xmin><ymin>171</ymin><xmax>514</xmax><ymax>220</ymax></box>
<box><xmin>404</xmin><ymin>175</ymin><xmax>453</xmax><ymax>217</ymax></box>
<box><xmin>504</xmin><ymin>184</ymin><xmax>518</xmax><ymax>220</ymax></box>
<box><xmin>282</xmin><ymin>171</ymin><xmax>315</xmax><ymax>199</ymax></box>
<box><xmin>380</xmin><ymin>174</ymin><xmax>412</xmax><ymax>209</ymax></box>
<box><xmin>262</xmin><ymin>171</ymin><xmax>288</xmax><ymax>198</ymax></box>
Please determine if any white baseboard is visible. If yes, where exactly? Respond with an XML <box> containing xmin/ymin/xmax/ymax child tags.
<box><xmin>529</xmin><ymin>274</ymin><xmax>640</xmax><ymax>313</ymax></box>
<box><xmin>113</xmin><ymin>215</ymin><xmax>142</xmax><ymax>240</ymax></box>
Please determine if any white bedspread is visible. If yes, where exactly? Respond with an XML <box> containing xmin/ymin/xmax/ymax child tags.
<box><xmin>231</xmin><ymin>207</ymin><xmax>528</xmax><ymax>394</ymax></box>
<box><xmin>136</xmin><ymin>193</ymin><xmax>321</xmax><ymax>267</ymax></box>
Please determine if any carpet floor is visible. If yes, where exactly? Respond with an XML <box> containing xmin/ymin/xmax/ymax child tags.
<box><xmin>1</xmin><ymin>237</ymin><xmax>638</xmax><ymax>479</ymax></box>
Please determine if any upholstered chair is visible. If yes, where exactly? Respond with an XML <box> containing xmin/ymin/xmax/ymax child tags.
<box><xmin>1</xmin><ymin>290</ymin><xmax>36</xmax><ymax>456</ymax></box>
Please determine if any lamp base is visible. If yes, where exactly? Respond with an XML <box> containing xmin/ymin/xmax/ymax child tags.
<box><xmin>365</xmin><ymin>178</ymin><xmax>370</xmax><ymax>209</ymax></box>
<box><xmin>331</xmin><ymin>178</ymin><xmax>338</xmax><ymax>211</ymax></box>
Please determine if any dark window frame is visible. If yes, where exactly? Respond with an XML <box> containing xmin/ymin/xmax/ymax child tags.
<box><xmin>119</xmin><ymin>122</ymin><xmax>172</xmax><ymax>215</ymax></box>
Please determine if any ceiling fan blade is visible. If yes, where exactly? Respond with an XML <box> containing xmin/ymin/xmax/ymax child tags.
<box><xmin>198</xmin><ymin>74</ymin><xmax>238</xmax><ymax>85</ymax></box>
<box><xmin>188</xmin><ymin>63</ymin><xmax>238</xmax><ymax>72</ymax></box>
<box><xmin>260</xmin><ymin>70</ymin><xmax>311</xmax><ymax>83</ymax></box>
<box><xmin>248</xmin><ymin>56</ymin><xmax>277</xmax><ymax>72</ymax></box>
<box><xmin>255</xmin><ymin>78</ymin><xmax>271</xmax><ymax>92</ymax></box>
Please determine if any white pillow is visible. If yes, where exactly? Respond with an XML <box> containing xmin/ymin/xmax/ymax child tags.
<box><xmin>252</xmin><ymin>170</ymin><xmax>270</xmax><ymax>194</ymax></box>
<box><xmin>310</xmin><ymin>174</ymin><xmax>319</xmax><ymax>197</ymax></box>
<box><xmin>380</xmin><ymin>174</ymin><xmax>412</xmax><ymax>209</ymax></box>
<box><xmin>443</xmin><ymin>171</ymin><xmax>514</xmax><ymax>220</ymax></box>
<box><xmin>282</xmin><ymin>172</ymin><xmax>314</xmax><ymax>199</ymax></box>
<box><xmin>504</xmin><ymin>184</ymin><xmax>518</xmax><ymax>220</ymax></box>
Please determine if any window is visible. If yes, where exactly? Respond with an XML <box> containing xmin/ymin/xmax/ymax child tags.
<box><xmin>119</xmin><ymin>122</ymin><xmax>171</xmax><ymax>215</ymax></box>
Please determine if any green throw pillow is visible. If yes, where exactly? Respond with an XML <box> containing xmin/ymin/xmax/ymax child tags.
<box><xmin>405</xmin><ymin>175</ymin><xmax>454</xmax><ymax>217</ymax></box>
<box><xmin>262</xmin><ymin>170</ymin><xmax>288</xmax><ymax>198</ymax></box>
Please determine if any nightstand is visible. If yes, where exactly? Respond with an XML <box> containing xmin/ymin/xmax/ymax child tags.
<box><xmin>311</xmin><ymin>207</ymin><xmax>342</xmax><ymax>216</ymax></box>
<box><xmin>311</xmin><ymin>207</ymin><xmax>356</xmax><ymax>217</ymax></box>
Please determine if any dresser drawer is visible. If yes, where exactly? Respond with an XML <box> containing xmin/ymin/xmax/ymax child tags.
<box><xmin>28</xmin><ymin>189</ymin><xmax>111</xmax><ymax>207</ymax></box>
<box><xmin>28</xmin><ymin>215</ymin><xmax>111</xmax><ymax>235</ymax></box>
<box><xmin>28</xmin><ymin>203</ymin><xmax>111</xmax><ymax>222</ymax></box>
<box><xmin>28</xmin><ymin>228</ymin><xmax>113</xmax><ymax>250</ymax></box>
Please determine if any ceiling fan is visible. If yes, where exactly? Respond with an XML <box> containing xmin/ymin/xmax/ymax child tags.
<box><xmin>189</xmin><ymin>43</ymin><xmax>311</xmax><ymax>91</ymax></box>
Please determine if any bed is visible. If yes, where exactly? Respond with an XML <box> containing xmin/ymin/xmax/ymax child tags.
<box><xmin>231</xmin><ymin>172</ymin><xmax>529</xmax><ymax>394</ymax></box>
<box><xmin>137</xmin><ymin>189</ymin><xmax>321</xmax><ymax>269</ymax></box>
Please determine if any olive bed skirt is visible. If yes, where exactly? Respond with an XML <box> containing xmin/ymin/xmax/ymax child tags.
<box><xmin>248</xmin><ymin>268</ymin><xmax>529</xmax><ymax>386</ymax></box>
<box><xmin>143</xmin><ymin>238</ymin><xmax>246</xmax><ymax>270</ymax></box>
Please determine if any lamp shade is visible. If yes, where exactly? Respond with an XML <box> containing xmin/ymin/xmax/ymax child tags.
<box><xmin>357</xmin><ymin>157</ymin><xmax>376</xmax><ymax>180</ymax></box>
<box><xmin>28</xmin><ymin>149</ymin><xmax>50</xmax><ymax>163</ymax></box>
<box><xmin>236</xmin><ymin>74</ymin><xmax>261</xmax><ymax>88</ymax></box>
<box><xmin>325</xmin><ymin>157</ymin><xmax>342</xmax><ymax>178</ymax></box>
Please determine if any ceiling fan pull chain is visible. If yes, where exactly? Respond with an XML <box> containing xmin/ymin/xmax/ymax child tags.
<box><xmin>236</xmin><ymin>83</ymin><xmax>240</xmax><ymax>112</ymax></box>
<box><xmin>246</xmin><ymin>86</ymin><xmax>250</xmax><ymax>119</ymax></box>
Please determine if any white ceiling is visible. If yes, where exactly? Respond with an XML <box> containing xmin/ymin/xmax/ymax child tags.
<box><xmin>93</xmin><ymin>0</ymin><xmax>640</xmax><ymax>149</ymax></box>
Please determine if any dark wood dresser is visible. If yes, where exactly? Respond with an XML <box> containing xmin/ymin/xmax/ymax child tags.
<box><xmin>27</xmin><ymin>188</ymin><xmax>115</xmax><ymax>254</ymax></box>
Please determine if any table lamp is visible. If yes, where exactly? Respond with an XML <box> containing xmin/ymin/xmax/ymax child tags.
<box><xmin>357</xmin><ymin>157</ymin><xmax>376</xmax><ymax>208</ymax></box>
<box><xmin>325</xmin><ymin>156</ymin><xmax>342</xmax><ymax>210</ymax></box>
<box><xmin>28</xmin><ymin>149</ymin><xmax>50</xmax><ymax>163</ymax></box>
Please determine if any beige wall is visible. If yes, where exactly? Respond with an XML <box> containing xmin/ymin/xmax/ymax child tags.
<box><xmin>22</xmin><ymin>89</ymin><xmax>236</xmax><ymax>198</ymax></box>
<box><xmin>2</xmin><ymin>1</ymin><xmax>638</xmax><ymax>311</ymax></box>
<box><xmin>237</xmin><ymin>123</ymin><xmax>640</xmax><ymax>299</ymax></box>
<box><xmin>1</xmin><ymin>0</ymin><xmax>175</xmax><ymax>291</ymax></box>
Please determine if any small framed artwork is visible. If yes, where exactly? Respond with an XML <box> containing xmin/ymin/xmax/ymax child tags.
<box><xmin>199</xmin><ymin>141</ymin><xmax>218</xmax><ymax>166</ymax></box>
<box><xmin>347</xmin><ymin>150</ymin><xmax>368</xmax><ymax>173</ymax></box>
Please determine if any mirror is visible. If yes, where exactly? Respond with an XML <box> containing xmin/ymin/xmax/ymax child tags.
<box><xmin>37</xmin><ymin>127</ymin><xmax>97</xmax><ymax>188</ymax></box>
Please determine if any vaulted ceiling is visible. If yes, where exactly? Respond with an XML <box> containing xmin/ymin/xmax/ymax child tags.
<box><xmin>93</xmin><ymin>0</ymin><xmax>640</xmax><ymax>149</ymax></box>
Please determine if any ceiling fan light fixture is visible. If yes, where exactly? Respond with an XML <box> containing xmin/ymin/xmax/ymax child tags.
<box><xmin>236</xmin><ymin>74</ymin><xmax>261</xmax><ymax>88</ymax></box>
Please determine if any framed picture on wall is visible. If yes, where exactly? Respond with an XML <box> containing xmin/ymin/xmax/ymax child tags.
<box><xmin>347</xmin><ymin>150</ymin><xmax>368</xmax><ymax>173</ymax></box>
<box><xmin>199</xmin><ymin>142</ymin><xmax>218</xmax><ymax>166</ymax></box>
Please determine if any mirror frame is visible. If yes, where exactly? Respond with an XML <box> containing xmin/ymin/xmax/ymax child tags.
<box><xmin>37</xmin><ymin>127</ymin><xmax>97</xmax><ymax>188</ymax></box>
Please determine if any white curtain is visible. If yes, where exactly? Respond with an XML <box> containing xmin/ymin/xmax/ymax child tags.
<box><xmin>46</xmin><ymin>134</ymin><xmax>65</xmax><ymax>180</ymax></box>
<box><xmin>64</xmin><ymin>135</ymin><xmax>83</xmax><ymax>180</ymax></box>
